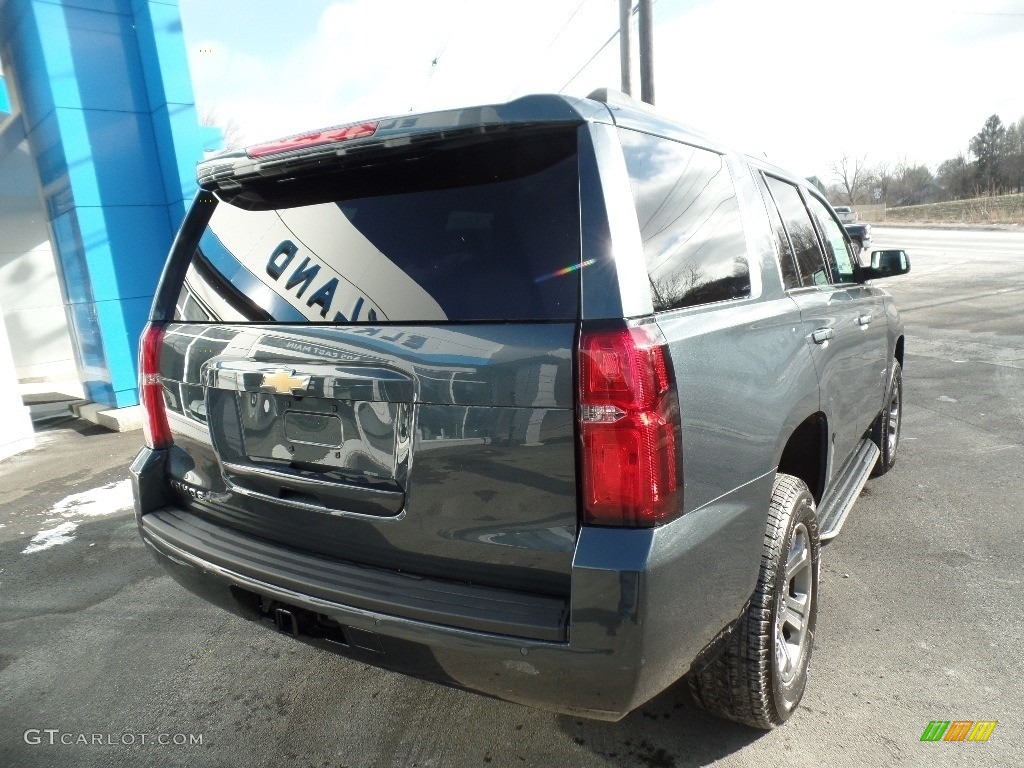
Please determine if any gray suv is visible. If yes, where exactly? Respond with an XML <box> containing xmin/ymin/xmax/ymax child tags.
<box><xmin>131</xmin><ymin>90</ymin><xmax>908</xmax><ymax>729</ymax></box>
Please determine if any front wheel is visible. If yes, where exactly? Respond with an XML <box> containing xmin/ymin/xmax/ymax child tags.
<box><xmin>688</xmin><ymin>474</ymin><xmax>820</xmax><ymax>729</ymax></box>
<box><xmin>871</xmin><ymin>360</ymin><xmax>902</xmax><ymax>477</ymax></box>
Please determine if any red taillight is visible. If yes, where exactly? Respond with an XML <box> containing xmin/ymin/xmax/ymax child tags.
<box><xmin>139</xmin><ymin>324</ymin><xmax>172</xmax><ymax>449</ymax></box>
<box><xmin>246</xmin><ymin>121</ymin><xmax>379</xmax><ymax>158</ymax></box>
<box><xmin>578</xmin><ymin>325</ymin><xmax>679</xmax><ymax>527</ymax></box>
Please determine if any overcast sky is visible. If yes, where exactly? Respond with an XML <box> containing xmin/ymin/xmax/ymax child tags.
<box><xmin>180</xmin><ymin>0</ymin><xmax>1024</xmax><ymax>181</ymax></box>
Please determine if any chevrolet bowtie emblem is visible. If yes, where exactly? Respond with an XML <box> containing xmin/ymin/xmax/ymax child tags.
<box><xmin>261</xmin><ymin>369</ymin><xmax>311</xmax><ymax>395</ymax></box>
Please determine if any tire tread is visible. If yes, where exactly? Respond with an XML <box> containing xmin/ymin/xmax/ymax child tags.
<box><xmin>688</xmin><ymin>474</ymin><xmax>817</xmax><ymax>730</ymax></box>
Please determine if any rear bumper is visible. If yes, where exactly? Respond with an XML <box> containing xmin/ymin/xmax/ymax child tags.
<box><xmin>132</xmin><ymin>447</ymin><xmax>769</xmax><ymax>720</ymax></box>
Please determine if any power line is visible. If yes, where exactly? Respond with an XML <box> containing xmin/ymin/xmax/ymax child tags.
<box><xmin>558</xmin><ymin>0</ymin><xmax>658</xmax><ymax>96</ymax></box>
<box><xmin>558</xmin><ymin>28</ymin><xmax>619</xmax><ymax>93</ymax></box>
<box><xmin>414</xmin><ymin>0</ymin><xmax>468</xmax><ymax>111</ymax></box>
<box><xmin>548</xmin><ymin>0</ymin><xmax>595</xmax><ymax>50</ymax></box>
<box><xmin>508</xmin><ymin>0</ymin><xmax>593</xmax><ymax>100</ymax></box>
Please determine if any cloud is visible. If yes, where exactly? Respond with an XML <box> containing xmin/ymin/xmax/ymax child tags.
<box><xmin>183</xmin><ymin>0</ymin><xmax>1024</xmax><ymax>178</ymax></box>
<box><xmin>184</xmin><ymin>0</ymin><xmax>620</xmax><ymax>144</ymax></box>
<box><xmin>646</xmin><ymin>0</ymin><xmax>1024</xmax><ymax>176</ymax></box>
<box><xmin>942</xmin><ymin>1</ymin><xmax>1024</xmax><ymax>45</ymax></box>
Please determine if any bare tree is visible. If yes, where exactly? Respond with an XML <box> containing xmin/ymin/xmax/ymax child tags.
<box><xmin>889</xmin><ymin>158</ymin><xmax>935</xmax><ymax>206</ymax></box>
<box><xmin>828</xmin><ymin>154</ymin><xmax>869</xmax><ymax>205</ymax></box>
<box><xmin>936</xmin><ymin>154</ymin><xmax>971</xmax><ymax>200</ymax></box>
<box><xmin>650</xmin><ymin>267</ymin><xmax>705</xmax><ymax>312</ymax></box>
<box><xmin>866</xmin><ymin>161</ymin><xmax>893</xmax><ymax>206</ymax></box>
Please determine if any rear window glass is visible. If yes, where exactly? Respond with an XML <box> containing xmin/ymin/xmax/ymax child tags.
<box><xmin>618</xmin><ymin>128</ymin><xmax>750</xmax><ymax>312</ymax></box>
<box><xmin>172</xmin><ymin>130</ymin><xmax>581</xmax><ymax>324</ymax></box>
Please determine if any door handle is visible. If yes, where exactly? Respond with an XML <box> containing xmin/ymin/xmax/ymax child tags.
<box><xmin>857</xmin><ymin>313</ymin><xmax>873</xmax><ymax>326</ymax></box>
<box><xmin>812</xmin><ymin>328</ymin><xmax>835</xmax><ymax>345</ymax></box>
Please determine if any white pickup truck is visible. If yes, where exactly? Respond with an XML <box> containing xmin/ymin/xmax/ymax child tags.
<box><xmin>833</xmin><ymin>205</ymin><xmax>858</xmax><ymax>223</ymax></box>
<box><xmin>831</xmin><ymin>204</ymin><xmax>856</xmax><ymax>222</ymax></box>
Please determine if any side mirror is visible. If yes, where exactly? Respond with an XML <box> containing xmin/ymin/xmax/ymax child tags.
<box><xmin>861</xmin><ymin>249</ymin><xmax>911</xmax><ymax>280</ymax></box>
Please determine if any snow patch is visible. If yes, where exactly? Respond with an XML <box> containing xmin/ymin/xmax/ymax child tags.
<box><xmin>19</xmin><ymin>479</ymin><xmax>134</xmax><ymax>555</ymax></box>
<box><xmin>22</xmin><ymin>522</ymin><xmax>79</xmax><ymax>554</ymax></box>
<box><xmin>51</xmin><ymin>479</ymin><xmax>133</xmax><ymax>519</ymax></box>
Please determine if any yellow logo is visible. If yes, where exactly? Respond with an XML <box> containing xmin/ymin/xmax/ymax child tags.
<box><xmin>260</xmin><ymin>369</ymin><xmax>311</xmax><ymax>395</ymax></box>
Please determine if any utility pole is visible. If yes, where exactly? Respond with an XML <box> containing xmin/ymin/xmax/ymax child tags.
<box><xmin>638</xmin><ymin>0</ymin><xmax>654</xmax><ymax>105</ymax></box>
<box><xmin>619</xmin><ymin>0</ymin><xmax>633</xmax><ymax>96</ymax></box>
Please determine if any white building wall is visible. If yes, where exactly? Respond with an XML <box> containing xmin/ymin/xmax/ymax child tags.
<box><xmin>0</xmin><ymin>143</ymin><xmax>79</xmax><ymax>387</ymax></box>
<box><xmin>0</xmin><ymin>290</ymin><xmax>34</xmax><ymax>458</ymax></box>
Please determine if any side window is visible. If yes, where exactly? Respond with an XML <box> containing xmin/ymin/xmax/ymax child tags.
<box><xmin>753</xmin><ymin>171</ymin><xmax>801</xmax><ymax>290</ymax></box>
<box><xmin>805</xmin><ymin>195</ymin><xmax>856</xmax><ymax>283</ymax></box>
<box><xmin>764</xmin><ymin>176</ymin><xmax>829</xmax><ymax>287</ymax></box>
<box><xmin>618</xmin><ymin>128</ymin><xmax>751</xmax><ymax>311</ymax></box>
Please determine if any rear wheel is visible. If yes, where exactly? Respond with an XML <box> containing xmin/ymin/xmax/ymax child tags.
<box><xmin>871</xmin><ymin>360</ymin><xmax>902</xmax><ymax>477</ymax></box>
<box><xmin>688</xmin><ymin>474</ymin><xmax>820</xmax><ymax>729</ymax></box>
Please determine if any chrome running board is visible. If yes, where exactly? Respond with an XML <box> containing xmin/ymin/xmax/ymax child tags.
<box><xmin>818</xmin><ymin>439</ymin><xmax>880</xmax><ymax>541</ymax></box>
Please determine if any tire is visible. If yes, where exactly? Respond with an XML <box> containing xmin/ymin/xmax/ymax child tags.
<box><xmin>688</xmin><ymin>474</ymin><xmax>820</xmax><ymax>730</ymax></box>
<box><xmin>871</xmin><ymin>360</ymin><xmax>902</xmax><ymax>477</ymax></box>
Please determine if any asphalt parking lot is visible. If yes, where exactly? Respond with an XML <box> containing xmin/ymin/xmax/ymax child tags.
<box><xmin>0</xmin><ymin>225</ymin><xmax>1021</xmax><ymax>767</ymax></box>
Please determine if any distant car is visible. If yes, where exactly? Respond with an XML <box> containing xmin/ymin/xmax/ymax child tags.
<box><xmin>833</xmin><ymin>205</ymin><xmax>857</xmax><ymax>223</ymax></box>
<box><xmin>844</xmin><ymin>222</ymin><xmax>872</xmax><ymax>252</ymax></box>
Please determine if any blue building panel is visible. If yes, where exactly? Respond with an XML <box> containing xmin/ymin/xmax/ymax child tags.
<box><xmin>111</xmin><ymin>295</ymin><xmax>154</xmax><ymax>405</ymax></box>
<box><xmin>100</xmin><ymin>204</ymin><xmax>174</xmax><ymax>298</ymax></box>
<box><xmin>151</xmin><ymin>100</ymin><xmax>202</xmax><ymax>205</ymax></box>
<box><xmin>65</xmin><ymin>299</ymin><xmax>112</xmax><ymax>402</ymax></box>
<box><xmin>79</xmin><ymin>107</ymin><xmax>168</xmax><ymax>206</ymax></box>
<box><xmin>68</xmin><ymin>204</ymin><xmax>168</xmax><ymax>303</ymax></box>
<box><xmin>0</xmin><ymin>1</ymin><xmax>62</xmax><ymax>132</ymax></box>
<box><xmin>20</xmin><ymin>109</ymin><xmax>73</xmax><ymax>218</ymax></box>
<box><xmin>64</xmin><ymin>4</ymin><xmax>150</xmax><ymax>113</ymax></box>
<box><xmin>31</xmin><ymin>106</ymin><xmax>169</xmax><ymax>213</ymax></box>
<box><xmin>132</xmin><ymin>0</ymin><xmax>195</xmax><ymax>114</ymax></box>
<box><xmin>57</xmin><ymin>0</ymin><xmax>134</xmax><ymax>15</ymax></box>
<box><xmin>0</xmin><ymin>0</ymin><xmax>208</xmax><ymax>407</ymax></box>
<box><xmin>94</xmin><ymin>296</ymin><xmax>144</xmax><ymax>407</ymax></box>
<box><xmin>61</xmin><ymin>206</ymin><xmax>119</xmax><ymax>302</ymax></box>
<box><xmin>49</xmin><ymin>207</ymin><xmax>94</xmax><ymax>306</ymax></box>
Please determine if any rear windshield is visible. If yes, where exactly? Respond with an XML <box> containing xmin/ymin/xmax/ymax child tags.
<box><xmin>172</xmin><ymin>129</ymin><xmax>581</xmax><ymax>324</ymax></box>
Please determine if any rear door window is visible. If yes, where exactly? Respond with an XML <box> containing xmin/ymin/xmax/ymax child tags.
<box><xmin>764</xmin><ymin>176</ymin><xmax>830</xmax><ymax>287</ymax></box>
<box><xmin>172</xmin><ymin>129</ymin><xmax>581</xmax><ymax>324</ymax></box>
<box><xmin>804</xmin><ymin>195</ymin><xmax>857</xmax><ymax>283</ymax></box>
<box><xmin>618</xmin><ymin>128</ymin><xmax>750</xmax><ymax>311</ymax></box>
<box><xmin>753</xmin><ymin>170</ymin><xmax>801</xmax><ymax>290</ymax></box>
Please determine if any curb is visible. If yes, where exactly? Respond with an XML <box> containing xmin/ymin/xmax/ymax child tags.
<box><xmin>68</xmin><ymin>402</ymin><xmax>144</xmax><ymax>433</ymax></box>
